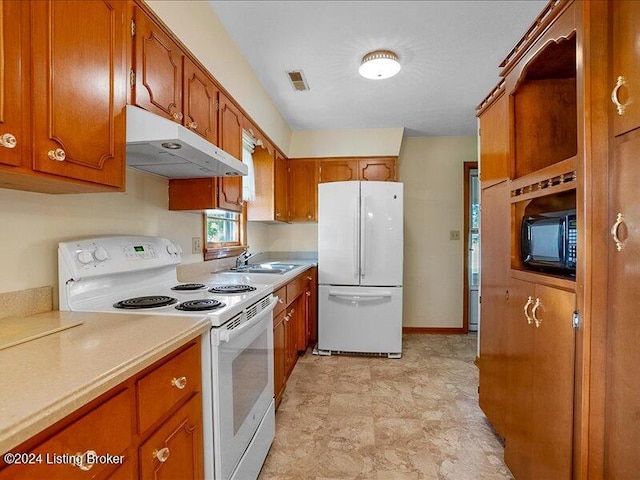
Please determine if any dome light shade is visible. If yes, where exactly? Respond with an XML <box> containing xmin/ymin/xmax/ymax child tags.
<box><xmin>358</xmin><ymin>50</ymin><xmax>401</xmax><ymax>80</ymax></box>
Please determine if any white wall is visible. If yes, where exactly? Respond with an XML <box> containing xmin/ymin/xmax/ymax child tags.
<box><xmin>288</xmin><ymin>128</ymin><xmax>404</xmax><ymax>158</ymax></box>
<box><xmin>399</xmin><ymin>136</ymin><xmax>477</xmax><ymax>328</ymax></box>
<box><xmin>0</xmin><ymin>170</ymin><xmax>200</xmax><ymax>297</ymax></box>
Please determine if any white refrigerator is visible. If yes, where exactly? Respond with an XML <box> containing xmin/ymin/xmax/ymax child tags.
<box><xmin>317</xmin><ymin>181</ymin><xmax>403</xmax><ymax>358</ymax></box>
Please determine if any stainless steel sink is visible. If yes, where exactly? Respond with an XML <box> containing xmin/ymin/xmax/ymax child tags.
<box><xmin>227</xmin><ymin>263</ymin><xmax>300</xmax><ymax>274</ymax></box>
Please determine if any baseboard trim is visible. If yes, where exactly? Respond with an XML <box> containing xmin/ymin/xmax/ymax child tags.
<box><xmin>402</xmin><ymin>327</ymin><xmax>465</xmax><ymax>334</ymax></box>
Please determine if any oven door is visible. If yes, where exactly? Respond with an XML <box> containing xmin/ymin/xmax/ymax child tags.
<box><xmin>211</xmin><ymin>296</ymin><xmax>276</xmax><ymax>480</ymax></box>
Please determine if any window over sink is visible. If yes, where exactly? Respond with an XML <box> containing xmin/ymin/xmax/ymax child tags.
<box><xmin>204</xmin><ymin>208</ymin><xmax>247</xmax><ymax>260</ymax></box>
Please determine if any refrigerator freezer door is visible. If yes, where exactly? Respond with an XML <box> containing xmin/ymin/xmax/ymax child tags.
<box><xmin>318</xmin><ymin>285</ymin><xmax>403</xmax><ymax>356</ymax></box>
<box><xmin>318</xmin><ymin>181</ymin><xmax>360</xmax><ymax>286</ymax></box>
<box><xmin>360</xmin><ymin>182</ymin><xmax>403</xmax><ymax>286</ymax></box>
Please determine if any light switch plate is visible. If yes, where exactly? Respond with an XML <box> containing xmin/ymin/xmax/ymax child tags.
<box><xmin>450</xmin><ymin>230</ymin><xmax>461</xmax><ymax>241</ymax></box>
<box><xmin>192</xmin><ymin>236</ymin><xmax>202</xmax><ymax>254</ymax></box>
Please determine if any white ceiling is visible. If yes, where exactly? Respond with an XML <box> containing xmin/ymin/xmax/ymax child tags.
<box><xmin>209</xmin><ymin>1</ymin><xmax>547</xmax><ymax>137</ymax></box>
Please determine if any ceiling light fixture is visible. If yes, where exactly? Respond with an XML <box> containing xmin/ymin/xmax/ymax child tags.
<box><xmin>358</xmin><ymin>50</ymin><xmax>401</xmax><ymax>80</ymax></box>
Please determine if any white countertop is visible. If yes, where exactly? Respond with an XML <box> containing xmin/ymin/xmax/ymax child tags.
<box><xmin>0</xmin><ymin>311</ymin><xmax>209</xmax><ymax>454</ymax></box>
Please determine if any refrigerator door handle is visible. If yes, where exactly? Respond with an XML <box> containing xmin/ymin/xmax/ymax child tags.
<box><xmin>361</xmin><ymin>195</ymin><xmax>367</xmax><ymax>278</ymax></box>
<box><xmin>328</xmin><ymin>290</ymin><xmax>392</xmax><ymax>299</ymax></box>
<box><xmin>353</xmin><ymin>198</ymin><xmax>360</xmax><ymax>279</ymax></box>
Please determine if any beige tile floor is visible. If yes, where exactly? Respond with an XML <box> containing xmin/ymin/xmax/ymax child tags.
<box><xmin>258</xmin><ymin>334</ymin><xmax>514</xmax><ymax>480</ymax></box>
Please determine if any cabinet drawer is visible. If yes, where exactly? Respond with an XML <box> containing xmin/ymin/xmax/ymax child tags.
<box><xmin>274</xmin><ymin>286</ymin><xmax>286</xmax><ymax>315</ymax></box>
<box><xmin>137</xmin><ymin>343</ymin><xmax>201</xmax><ymax>434</ymax></box>
<box><xmin>0</xmin><ymin>389</ymin><xmax>133</xmax><ymax>480</ymax></box>
<box><xmin>139</xmin><ymin>394</ymin><xmax>203</xmax><ymax>480</ymax></box>
<box><xmin>286</xmin><ymin>273</ymin><xmax>308</xmax><ymax>304</ymax></box>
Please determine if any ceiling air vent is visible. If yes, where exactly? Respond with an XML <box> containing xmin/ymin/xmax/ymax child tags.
<box><xmin>287</xmin><ymin>70</ymin><xmax>310</xmax><ymax>91</ymax></box>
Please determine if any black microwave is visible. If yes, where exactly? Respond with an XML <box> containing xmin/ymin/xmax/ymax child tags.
<box><xmin>521</xmin><ymin>210</ymin><xmax>577</xmax><ymax>276</ymax></box>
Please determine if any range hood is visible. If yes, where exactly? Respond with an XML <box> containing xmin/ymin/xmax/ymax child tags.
<box><xmin>125</xmin><ymin>105</ymin><xmax>248</xmax><ymax>178</ymax></box>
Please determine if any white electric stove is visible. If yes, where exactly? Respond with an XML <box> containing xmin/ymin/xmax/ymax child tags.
<box><xmin>58</xmin><ymin>235</ymin><xmax>276</xmax><ymax>480</ymax></box>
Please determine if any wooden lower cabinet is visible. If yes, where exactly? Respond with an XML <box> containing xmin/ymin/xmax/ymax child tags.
<box><xmin>478</xmin><ymin>182</ymin><xmax>510</xmax><ymax>437</ymax></box>
<box><xmin>504</xmin><ymin>279</ymin><xmax>575</xmax><ymax>480</ymax></box>
<box><xmin>0</xmin><ymin>340</ymin><xmax>203</xmax><ymax>480</ymax></box>
<box><xmin>139</xmin><ymin>394</ymin><xmax>203</xmax><ymax>480</ymax></box>
<box><xmin>273</xmin><ymin>268</ymin><xmax>318</xmax><ymax>409</ymax></box>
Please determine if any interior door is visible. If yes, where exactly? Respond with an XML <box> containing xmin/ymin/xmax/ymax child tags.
<box><xmin>360</xmin><ymin>182</ymin><xmax>403</xmax><ymax>286</ymax></box>
<box><xmin>318</xmin><ymin>181</ymin><xmax>360</xmax><ymax>285</ymax></box>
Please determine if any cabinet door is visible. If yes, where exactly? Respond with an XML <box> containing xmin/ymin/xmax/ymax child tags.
<box><xmin>0</xmin><ymin>0</ymin><xmax>27</xmax><ymax>167</ymax></box>
<box><xmin>133</xmin><ymin>7</ymin><xmax>183</xmax><ymax>122</ymax></box>
<box><xmin>605</xmin><ymin>134</ymin><xmax>640</xmax><ymax>478</ymax></box>
<box><xmin>530</xmin><ymin>284</ymin><xmax>575</xmax><ymax>480</ymax></box>
<box><xmin>139</xmin><ymin>394</ymin><xmax>203</xmax><ymax>480</ymax></box>
<box><xmin>319</xmin><ymin>159</ymin><xmax>359</xmax><ymax>183</ymax></box>
<box><xmin>273</xmin><ymin>311</ymin><xmax>286</xmax><ymax>408</ymax></box>
<box><xmin>288</xmin><ymin>160</ymin><xmax>317</xmax><ymax>222</ymax></box>
<box><xmin>218</xmin><ymin>93</ymin><xmax>243</xmax><ymax>212</ymax></box>
<box><xmin>183</xmin><ymin>57</ymin><xmax>219</xmax><ymax>145</ymax></box>
<box><xmin>478</xmin><ymin>90</ymin><xmax>510</xmax><ymax>187</ymax></box>
<box><xmin>504</xmin><ymin>278</ymin><xmax>535</xmax><ymax>480</ymax></box>
<box><xmin>285</xmin><ymin>306</ymin><xmax>298</xmax><ymax>377</ymax></box>
<box><xmin>611</xmin><ymin>0</ymin><xmax>640</xmax><ymax>137</ymax></box>
<box><xmin>31</xmin><ymin>0</ymin><xmax>127</xmax><ymax>188</ymax></box>
<box><xmin>359</xmin><ymin>158</ymin><xmax>396</xmax><ymax>181</ymax></box>
<box><xmin>478</xmin><ymin>182</ymin><xmax>510</xmax><ymax>437</ymax></box>
<box><xmin>274</xmin><ymin>152</ymin><xmax>288</xmax><ymax>221</ymax></box>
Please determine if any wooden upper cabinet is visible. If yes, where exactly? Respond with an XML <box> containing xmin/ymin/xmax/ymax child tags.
<box><xmin>30</xmin><ymin>0</ymin><xmax>127</xmax><ymax>189</ymax></box>
<box><xmin>274</xmin><ymin>152</ymin><xmax>288</xmax><ymax>221</ymax></box>
<box><xmin>133</xmin><ymin>7</ymin><xmax>183</xmax><ymax>122</ymax></box>
<box><xmin>318</xmin><ymin>159</ymin><xmax>359</xmax><ymax>183</ymax></box>
<box><xmin>611</xmin><ymin>0</ymin><xmax>640</xmax><ymax>136</ymax></box>
<box><xmin>359</xmin><ymin>157</ymin><xmax>396</xmax><ymax>181</ymax></box>
<box><xmin>183</xmin><ymin>57</ymin><xmax>219</xmax><ymax>144</ymax></box>
<box><xmin>288</xmin><ymin>160</ymin><xmax>317</xmax><ymax>222</ymax></box>
<box><xmin>477</xmin><ymin>89</ymin><xmax>510</xmax><ymax>188</ymax></box>
<box><xmin>0</xmin><ymin>0</ymin><xmax>27</xmax><ymax>168</ymax></box>
<box><xmin>217</xmin><ymin>93</ymin><xmax>244</xmax><ymax>212</ymax></box>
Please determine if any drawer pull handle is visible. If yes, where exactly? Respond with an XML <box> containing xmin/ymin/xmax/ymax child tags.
<box><xmin>171</xmin><ymin>376</ymin><xmax>187</xmax><ymax>390</ymax></box>
<box><xmin>172</xmin><ymin>112</ymin><xmax>183</xmax><ymax>122</ymax></box>
<box><xmin>532</xmin><ymin>298</ymin><xmax>542</xmax><ymax>328</ymax></box>
<box><xmin>153</xmin><ymin>447</ymin><xmax>170</xmax><ymax>463</ymax></box>
<box><xmin>0</xmin><ymin>133</ymin><xmax>17</xmax><ymax>149</ymax></box>
<box><xmin>611</xmin><ymin>75</ymin><xmax>627</xmax><ymax>116</ymax></box>
<box><xmin>47</xmin><ymin>148</ymin><xmax>66</xmax><ymax>162</ymax></box>
<box><xmin>306</xmin><ymin>276</ymin><xmax>312</xmax><ymax>281</ymax></box>
<box><xmin>74</xmin><ymin>450</ymin><xmax>97</xmax><ymax>471</ymax></box>
<box><xmin>523</xmin><ymin>296</ymin><xmax>533</xmax><ymax>325</ymax></box>
<box><xmin>611</xmin><ymin>212</ymin><xmax>626</xmax><ymax>252</ymax></box>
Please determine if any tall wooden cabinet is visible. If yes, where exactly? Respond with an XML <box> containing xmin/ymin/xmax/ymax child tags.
<box><xmin>288</xmin><ymin>160</ymin><xmax>318</xmax><ymax>222</ymax></box>
<box><xmin>477</xmin><ymin>1</ymin><xmax>615</xmax><ymax>479</ymax></box>
<box><xmin>603</xmin><ymin>2</ymin><xmax>640</xmax><ymax>478</ymax></box>
<box><xmin>217</xmin><ymin>93</ymin><xmax>244</xmax><ymax>212</ymax></box>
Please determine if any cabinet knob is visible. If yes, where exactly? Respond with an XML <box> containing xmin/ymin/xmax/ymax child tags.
<box><xmin>611</xmin><ymin>212</ymin><xmax>626</xmax><ymax>252</ymax></box>
<box><xmin>171</xmin><ymin>376</ymin><xmax>187</xmax><ymax>390</ymax></box>
<box><xmin>153</xmin><ymin>447</ymin><xmax>170</xmax><ymax>463</ymax></box>
<box><xmin>172</xmin><ymin>112</ymin><xmax>183</xmax><ymax>122</ymax></box>
<box><xmin>0</xmin><ymin>133</ymin><xmax>17</xmax><ymax>149</ymax></box>
<box><xmin>278</xmin><ymin>298</ymin><xmax>284</xmax><ymax>304</ymax></box>
<box><xmin>284</xmin><ymin>315</ymin><xmax>290</xmax><ymax>323</ymax></box>
<box><xmin>611</xmin><ymin>75</ymin><xmax>627</xmax><ymax>116</ymax></box>
<box><xmin>532</xmin><ymin>298</ymin><xmax>542</xmax><ymax>328</ymax></box>
<box><xmin>307</xmin><ymin>214</ymin><xmax>312</xmax><ymax>219</ymax></box>
<box><xmin>523</xmin><ymin>296</ymin><xmax>533</xmax><ymax>325</ymax></box>
<box><xmin>47</xmin><ymin>148</ymin><xmax>66</xmax><ymax>162</ymax></box>
<box><xmin>74</xmin><ymin>450</ymin><xmax>97</xmax><ymax>471</ymax></box>
<box><xmin>306</xmin><ymin>291</ymin><xmax>311</xmax><ymax>297</ymax></box>
<box><xmin>306</xmin><ymin>276</ymin><xmax>312</xmax><ymax>281</ymax></box>
<box><xmin>276</xmin><ymin>212</ymin><xmax>281</xmax><ymax>217</ymax></box>
<box><xmin>188</xmin><ymin>121</ymin><xmax>198</xmax><ymax>130</ymax></box>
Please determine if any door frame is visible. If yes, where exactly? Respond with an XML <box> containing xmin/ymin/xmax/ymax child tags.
<box><xmin>463</xmin><ymin>161</ymin><xmax>479</xmax><ymax>334</ymax></box>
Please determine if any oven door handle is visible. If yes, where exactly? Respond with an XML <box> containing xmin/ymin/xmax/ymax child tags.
<box><xmin>219</xmin><ymin>295</ymin><xmax>278</xmax><ymax>343</ymax></box>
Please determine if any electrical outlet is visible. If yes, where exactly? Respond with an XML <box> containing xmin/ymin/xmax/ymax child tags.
<box><xmin>192</xmin><ymin>236</ymin><xmax>202</xmax><ymax>254</ymax></box>
<box><xmin>450</xmin><ymin>230</ymin><xmax>461</xmax><ymax>241</ymax></box>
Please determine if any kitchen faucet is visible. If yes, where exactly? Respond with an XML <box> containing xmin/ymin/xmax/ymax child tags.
<box><xmin>235</xmin><ymin>249</ymin><xmax>260</xmax><ymax>268</ymax></box>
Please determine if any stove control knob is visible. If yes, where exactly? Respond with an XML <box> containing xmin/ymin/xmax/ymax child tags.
<box><xmin>94</xmin><ymin>247</ymin><xmax>109</xmax><ymax>262</ymax></box>
<box><xmin>166</xmin><ymin>243</ymin><xmax>178</xmax><ymax>255</ymax></box>
<box><xmin>77</xmin><ymin>250</ymin><xmax>94</xmax><ymax>264</ymax></box>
